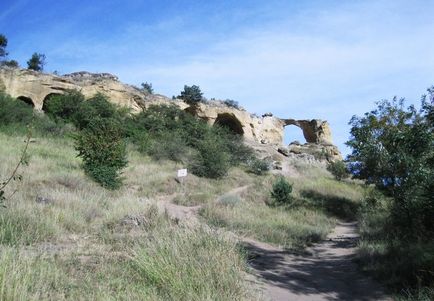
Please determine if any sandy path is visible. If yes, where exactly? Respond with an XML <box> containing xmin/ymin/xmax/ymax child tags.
<box><xmin>243</xmin><ymin>222</ymin><xmax>392</xmax><ymax>301</ymax></box>
<box><xmin>156</xmin><ymin>188</ymin><xmax>391</xmax><ymax>300</ymax></box>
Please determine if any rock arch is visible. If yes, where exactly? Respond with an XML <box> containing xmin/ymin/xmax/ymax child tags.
<box><xmin>17</xmin><ymin>96</ymin><xmax>35</xmax><ymax>107</ymax></box>
<box><xmin>42</xmin><ymin>93</ymin><xmax>63</xmax><ymax>112</ymax></box>
<box><xmin>284</xmin><ymin>124</ymin><xmax>306</xmax><ymax>145</ymax></box>
<box><xmin>214</xmin><ymin>113</ymin><xmax>244</xmax><ymax>135</ymax></box>
<box><xmin>282</xmin><ymin>119</ymin><xmax>333</xmax><ymax>145</ymax></box>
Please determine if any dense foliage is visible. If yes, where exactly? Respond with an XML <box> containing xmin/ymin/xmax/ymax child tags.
<box><xmin>74</xmin><ymin>118</ymin><xmax>128</xmax><ymax>189</ymax></box>
<box><xmin>327</xmin><ymin>160</ymin><xmax>349</xmax><ymax>181</ymax></box>
<box><xmin>0</xmin><ymin>93</ymin><xmax>34</xmax><ymax>126</ymax></box>
<box><xmin>43</xmin><ymin>90</ymin><xmax>85</xmax><ymax>124</ymax></box>
<box><xmin>1</xmin><ymin>90</ymin><xmax>260</xmax><ymax>184</ymax></box>
<box><xmin>347</xmin><ymin>88</ymin><xmax>434</xmax><ymax>295</ymax></box>
<box><xmin>27</xmin><ymin>53</ymin><xmax>46</xmax><ymax>71</ymax></box>
<box><xmin>0</xmin><ymin>34</ymin><xmax>8</xmax><ymax>59</ymax></box>
<box><xmin>347</xmin><ymin>95</ymin><xmax>434</xmax><ymax>239</ymax></box>
<box><xmin>141</xmin><ymin>82</ymin><xmax>153</xmax><ymax>94</ymax></box>
<box><xmin>223</xmin><ymin>99</ymin><xmax>240</xmax><ymax>109</ymax></box>
<box><xmin>178</xmin><ymin>85</ymin><xmax>203</xmax><ymax>106</ymax></box>
<box><xmin>247</xmin><ymin>158</ymin><xmax>270</xmax><ymax>175</ymax></box>
<box><xmin>127</xmin><ymin>104</ymin><xmax>255</xmax><ymax>178</ymax></box>
<box><xmin>270</xmin><ymin>176</ymin><xmax>293</xmax><ymax>205</ymax></box>
<box><xmin>0</xmin><ymin>34</ymin><xmax>19</xmax><ymax>68</ymax></box>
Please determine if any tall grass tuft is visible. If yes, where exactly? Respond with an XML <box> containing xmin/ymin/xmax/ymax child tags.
<box><xmin>132</xmin><ymin>227</ymin><xmax>250</xmax><ymax>301</ymax></box>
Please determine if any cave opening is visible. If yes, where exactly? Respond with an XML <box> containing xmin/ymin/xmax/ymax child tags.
<box><xmin>214</xmin><ymin>113</ymin><xmax>244</xmax><ymax>135</ymax></box>
<box><xmin>42</xmin><ymin>93</ymin><xmax>62</xmax><ymax>112</ymax></box>
<box><xmin>17</xmin><ymin>96</ymin><xmax>35</xmax><ymax>107</ymax></box>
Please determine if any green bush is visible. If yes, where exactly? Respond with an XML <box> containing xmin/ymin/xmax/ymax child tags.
<box><xmin>178</xmin><ymin>85</ymin><xmax>203</xmax><ymax>106</ymax></box>
<box><xmin>0</xmin><ymin>93</ymin><xmax>33</xmax><ymax>126</ymax></box>
<box><xmin>222</xmin><ymin>131</ymin><xmax>255</xmax><ymax>166</ymax></box>
<box><xmin>127</xmin><ymin>104</ymin><xmax>259</xmax><ymax>179</ymax></box>
<box><xmin>327</xmin><ymin>160</ymin><xmax>350</xmax><ymax>181</ymax></box>
<box><xmin>148</xmin><ymin>132</ymin><xmax>188</xmax><ymax>163</ymax></box>
<box><xmin>74</xmin><ymin>93</ymin><xmax>126</xmax><ymax>130</ymax></box>
<box><xmin>190</xmin><ymin>133</ymin><xmax>230</xmax><ymax>179</ymax></box>
<box><xmin>141</xmin><ymin>82</ymin><xmax>153</xmax><ymax>94</ymax></box>
<box><xmin>74</xmin><ymin>118</ymin><xmax>128</xmax><ymax>189</ymax></box>
<box><xmin>42</xmin><ymin>90</ymin><xmax>84</xmax><ymax>123</ymax></box>
<box><xmin>270</xmin><ymin>176</ymin><xmax>293</xmax><ymax>205</ymax></box>
<box><xmin>248</xmin><ymin>158</ymin><xmax>270</xmax><ymax>175</ymax></box>
<box><xmin>223</xmin><ymin>99</ymin><xmax>239</xmax><ymax>109</ymax></box>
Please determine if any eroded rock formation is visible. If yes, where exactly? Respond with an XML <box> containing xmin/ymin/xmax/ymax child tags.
<box><xmin>0</xmin><ymin>66</ymin><xmax>342</xmax><ymax>161</ymax></box>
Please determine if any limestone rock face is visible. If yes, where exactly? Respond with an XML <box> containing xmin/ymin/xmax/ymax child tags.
<box><xmin>0</xmin><ymin>66</ymin><xmax>342</xmax><ymax>160</ymax></box>
<box><xmin>288</xmin><ymin>142</ymin><xmax>342</xmax><ymax>161</ymax></box>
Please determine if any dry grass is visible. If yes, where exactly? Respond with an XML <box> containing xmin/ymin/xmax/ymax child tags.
<box><xmin>200</xmin><ymin>162</ymin><xmax>365</xmax><ymax>249</ymax></box>
<box><xmin>0</xmin><ymin>132</ymin><xmax>365</xmax><ymax>299</ymax></box>
<box><xmin>0</xmin><ymin>133</ymin><xmax>258</xmax><ymax>300</ymax></box>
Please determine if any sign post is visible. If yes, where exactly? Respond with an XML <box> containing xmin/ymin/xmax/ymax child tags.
<box><xmin>177</xmin><ymin>168</ymin><xmax>188</xmax><ymax>195</ymax></box>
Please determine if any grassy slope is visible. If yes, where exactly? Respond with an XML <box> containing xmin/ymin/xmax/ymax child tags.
<box><xmin>0</xmin><ymin>132</ymin><xmax>363</xmax><ymax>300</ymax></box>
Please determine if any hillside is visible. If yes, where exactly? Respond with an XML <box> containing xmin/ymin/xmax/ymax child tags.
<box><xmin>0</xmin><ymin>69</ymin><xmax>431</xmax><ymax>301</ymax></box>
<box><xmin>0</xmin><ymin>129</ymin><xmax>368</xmax><ymax>300</ymax></box>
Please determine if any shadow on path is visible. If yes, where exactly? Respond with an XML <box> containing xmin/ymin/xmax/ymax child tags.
<box><xmin>243</xmin><ymin>222</ymin><xmax>391</xmax><ymax>301</ymax></box>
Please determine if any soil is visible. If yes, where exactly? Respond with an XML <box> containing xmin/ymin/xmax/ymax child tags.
<box><xmin>158</xmin><ymin>189</ymin><xmax>392</xmax><ymax>301</ymax></box>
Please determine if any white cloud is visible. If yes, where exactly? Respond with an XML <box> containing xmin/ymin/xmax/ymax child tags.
<box><xmin>109</xmin><ymin>1</ymin><xmax>434</xmax><ymax>155</ymax></box>
<box><xmin>19</xmin><ymin>0</ymin><xmax>433</xmax><ymax>155</ymax></box>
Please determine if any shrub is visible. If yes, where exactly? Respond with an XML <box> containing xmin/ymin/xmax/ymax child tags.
<box><xmin>0</xmin><ymin>93</ymin><xmax>33</xmax><ymax>126</ymax></box>
<box><xmin>141</xmin><ymin>82</ymin><xmax>153</xmax><ymax>94</ymax></box>
<box><xmin>178</xmin><ymin>85</ymin><xmax>203</xmax><ymax>106</ymax></box>
<box><xmin>270</xmin><ymin>176</ymin><xmax>293</xmax><ymax>205</ymax></box>
<box><xmin>74</xmin><ymin>118</ymin><xmax>128</xmax><ymax>189</ymax></box>
<box><xmin>2</xmin><ymin>60</ymin><xmax>19</xmax><ymax>68</ymax></box>
<box><xmin>190</xmin><ymin>133</ymin><xmax>230</xmax><ymax>179</ymax></box>
<box><xmin>43</xmin><ymin>90</ymin><xmax>84</xmax><ymax>123</ymax></box>
<box><xmin>327</xmin><ymin>160</ymin><xmax>349</xmax><ymax>181</ymax></box>
<box><xmin>148</xmin><ymin>132</ymin><xmax>188</xmax><ymax>163</ymax></box>
<box><xmin>221</xmin><ymin>130</ymin><xmax>255</xmax><ymax>166</ymax></box>
<box><xmin>74</xmin><ymin>93</ymin><xmax>125</xmax><ymax>130</ymax></box>
<box><xmin>0</xmin><ymin>34</ymin><xmax>7</xmax><ymax>59</ymax></box>
<box><xmin>26</xmin><ymin>53</ymin><xmax>46</xmax><ymax>71</ymax></box>
<box><xmin>223</xmin><ymin>99</ymin><xmax>239</xmax><ymax>109</ymax></box>
<box><xmin>347</xmin><ymin>94</ymin><xmax>434</xmax><ymax>239</ymax></box>
<box><xmin>248</xmin><ymin>158</ymin><xmax>270</xmax><ymax>175</ymax></box>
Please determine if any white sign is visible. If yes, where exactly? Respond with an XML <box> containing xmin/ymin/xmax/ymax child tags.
<box><xmin>177</xmin><ymin>169</ymin><xmax>188</xmax><ymax>178</ymax></box>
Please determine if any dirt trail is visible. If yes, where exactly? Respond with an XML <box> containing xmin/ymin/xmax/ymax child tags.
<box><xmin>157</xmin><ymin>185</ymin><xmax>250</xmax><ymax>226</ymax></box>
<box><xmin>156</xmin><ymin>188</ymin><xmax>391</xmax><ymax>301</ymax></box>
<box><xmin>243</xmin><ymin>222</ymin><xmax>392</xmax><ymax>301</ymax></box>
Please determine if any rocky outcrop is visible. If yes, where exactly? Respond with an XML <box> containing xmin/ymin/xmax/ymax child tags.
<box><xmin>282</xmin><ymin>119</ymin><xmax>333</xmax><ymax>145</ymax></box>
<box><xmin>0</xmin><ymin>67</ymin><xmax>342</xmax><ymax>160</ymax></box>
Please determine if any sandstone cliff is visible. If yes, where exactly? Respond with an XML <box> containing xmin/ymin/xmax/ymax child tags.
<box><xmin>0</xmin><ymin>67</ymin><xmax>342</xmax><ymax>161</ymax></box>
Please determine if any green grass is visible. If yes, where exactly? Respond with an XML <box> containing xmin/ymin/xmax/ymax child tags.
<box><xmin>0</xmin><ymin>132</ymin><xmax>260</xmax><ymax>300</ymax></box>
<box><xmin>132</xmin><ymin>227</ymin><xmax>251</xmax><ymax>301</ymax></box>
<box><xmin>356</xmin><ymin>195</ymin><xmax>434</xmax><ymax>301</ymax></box>
<box><xmin>0</xmin><ymin>130</ymin><xmax>368</xmax><ymax>299</ymax></box>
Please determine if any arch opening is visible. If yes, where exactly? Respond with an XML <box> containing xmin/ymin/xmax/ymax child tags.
<box><xmin>42</xmin><ymin>93</ymin><xmax>63</xmax><ymax>112</ymax></box>
<box><xmin>283</xmin><ymin>124</ymin><xmax>306</xmax><ymax>145</ymax></box>
<box><xmin>17</xmin><ymin>96</ymin><xmax>35</xmax><ymax>107</ymax></box>
<box><xmin>214</xmin><ymin>113</ymin><xmax>244</xmax><ymax>135</ymax></box>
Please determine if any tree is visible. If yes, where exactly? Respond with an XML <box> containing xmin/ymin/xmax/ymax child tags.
<box><xmin>2</xmin><ymin>60</ymin><xmax>19</xmax><ymax>68</ymax></box>
<box><xmin>74</xmin><ymin>118</ymin><xmax>128</xmax><ymax>189</ymax></box>
<box><xmin>43</xmin><ymin>90</ymin><xmax>85</xmax><ymax>123</ymax></box>
<box><xmin>178</xmin><ymin>85</ymin><xmax>203</xmax><ymax>106</ymax></box>
<box><xmin>346</xmin><ymin>92</ymin><xmax>434</xmax><ymax>238</ymax></box>
<box><xmin>327</xmin><ymin>160</ymin><xmax>350</xmax><ymax>181</ymax></box>
<box><xmin>0</xmin><ymin>34</ymin><xmax>7</xmax><ymax>59</ymax></box>
<box><xmin>27</xmin><ymin>53</ymin><xmax>46</xmax><ymax>71</ymax></box>
<box><xmin>141</xmin><ymin>82</ymin><xmax>153</xmax><ymax>94</ymax></box>
<box><xmin>270</xmin><ymin>176</ymin><xmax>293</xmax><ymax>205</ymax></box>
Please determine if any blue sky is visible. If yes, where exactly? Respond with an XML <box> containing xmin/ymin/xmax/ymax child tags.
<box><xmin>1</xmin><ymin>0</ymin><xmax>434</xmax><ymax>155</ymax></box>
